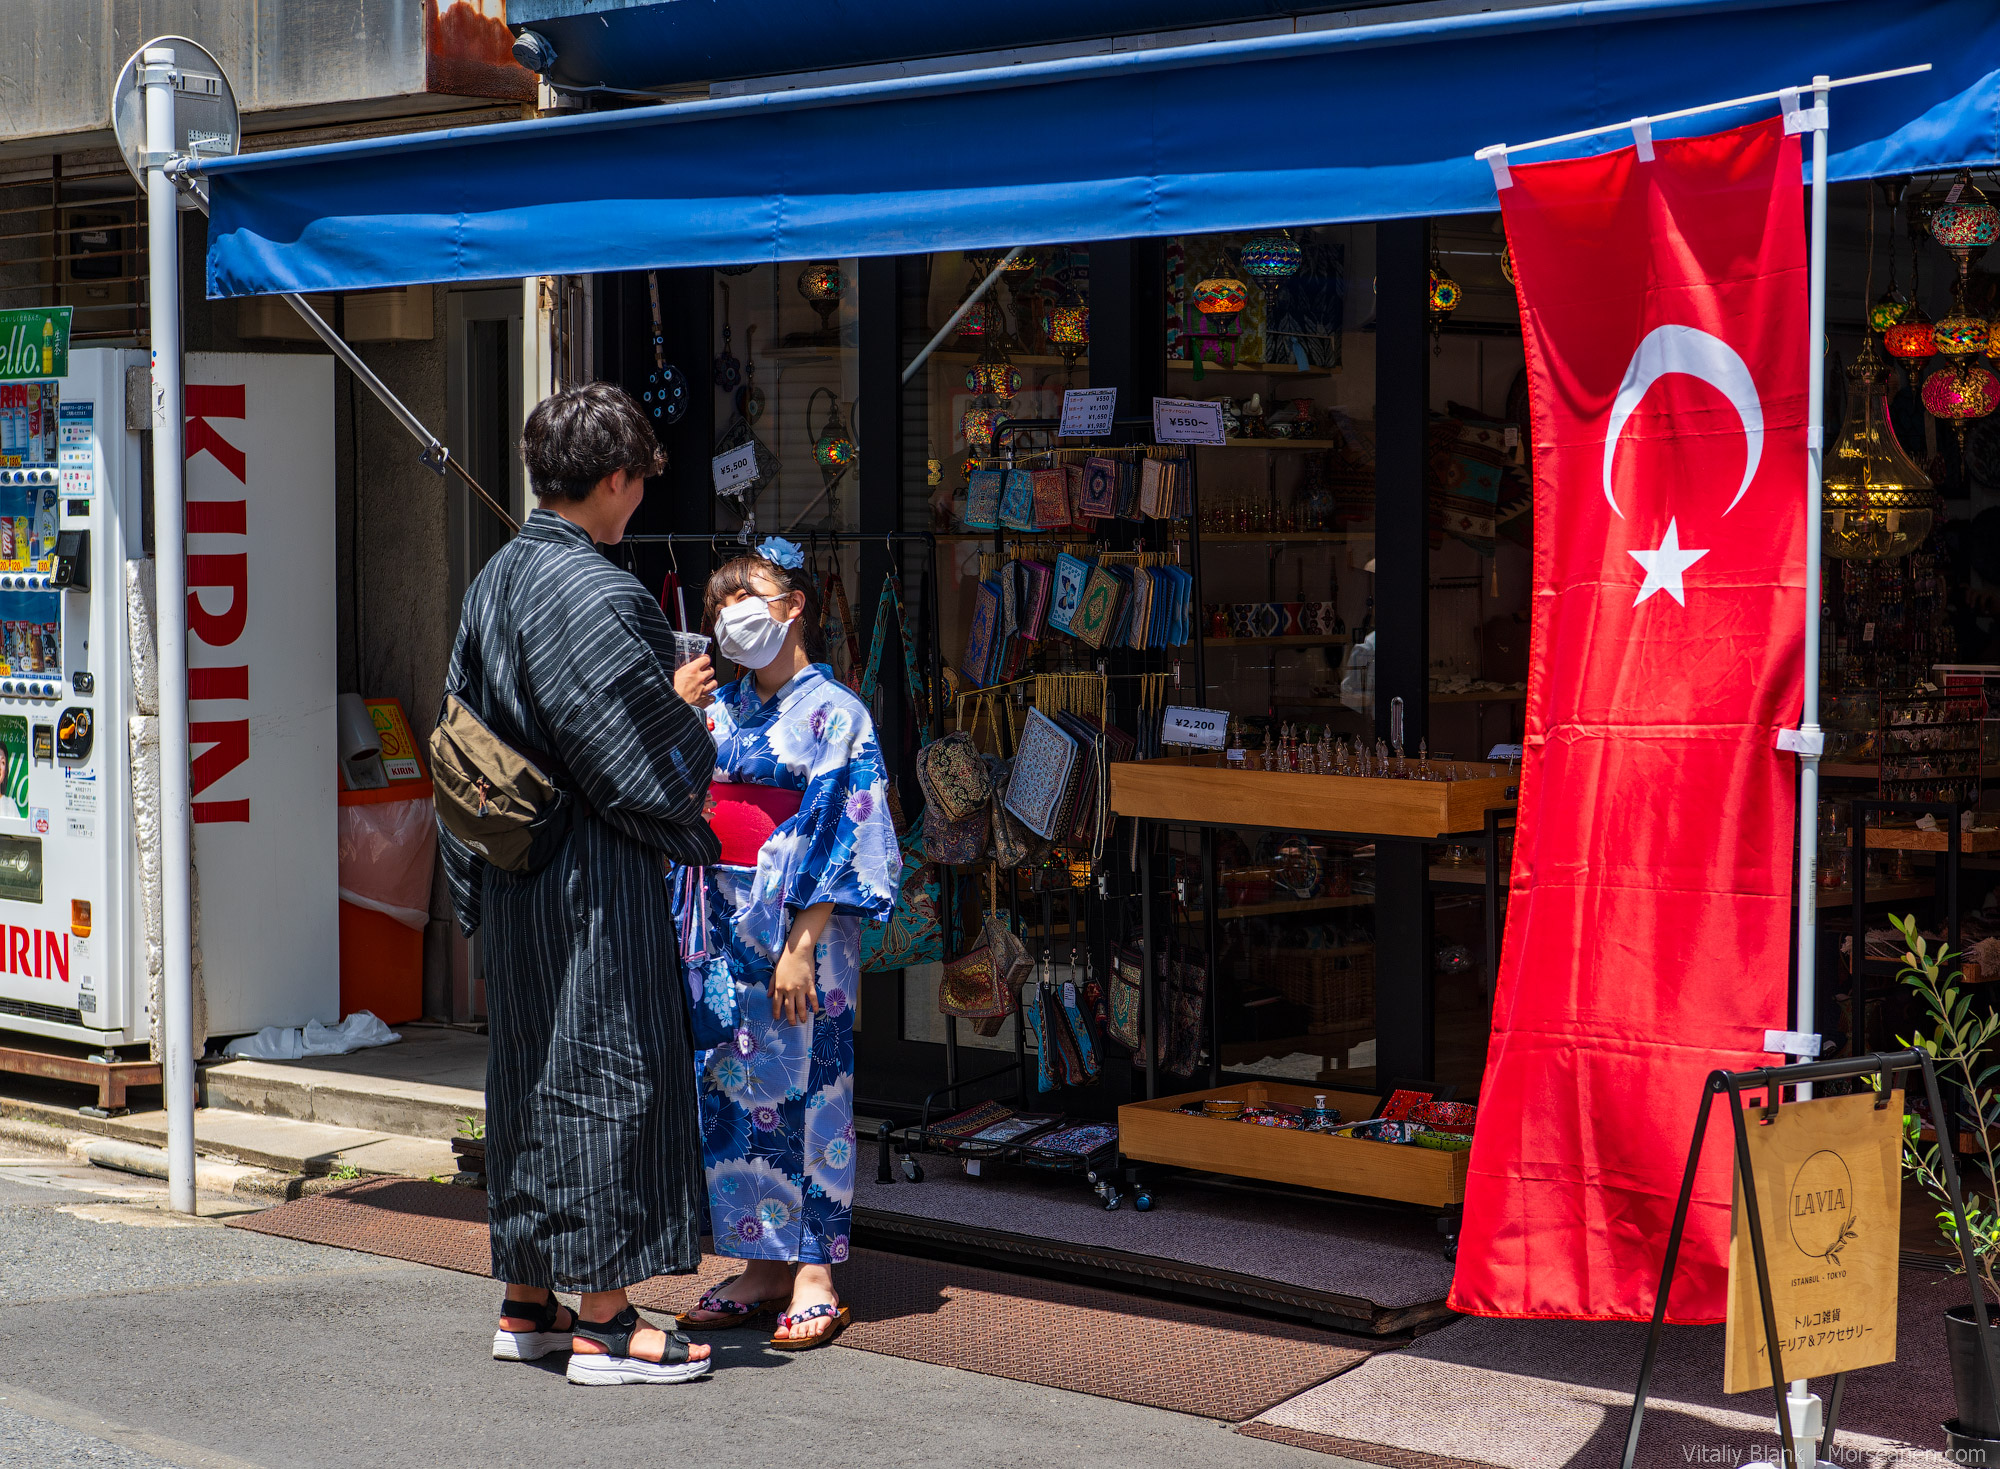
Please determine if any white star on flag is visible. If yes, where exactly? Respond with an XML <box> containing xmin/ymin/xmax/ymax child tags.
<box><xmin>1627</xmin><ymin>518</ymin><xmax>1709</xmax><ymax>607</ymax></box>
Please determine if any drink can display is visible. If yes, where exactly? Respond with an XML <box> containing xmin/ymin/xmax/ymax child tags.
<box><xmin>24</xmin><ymin>387</ymin><xmax>38</xmax><ymax>463</ymax></box>
<box><xmin>7</xmin><ymin>622</ymin><xmax>32</xmax><ymax>672</ymax></box>
<box><xmin>41</xmin><ymin>382</ymin><xmax>55</xmax><ymax>462</ymax></box>
<box><xmin>1</xmin><ymin>515</ymin><xmax>18</xmax><ymax>563</ymax></box>
<box><xmin>37</xmin><ymin>623</ymin><xmax>58</xmax><ymax>673</ymax></box>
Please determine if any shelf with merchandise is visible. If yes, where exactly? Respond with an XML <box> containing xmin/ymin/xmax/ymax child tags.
<box><xmin>1196</xmin><ymin>530</ymin><xmax>1372</xmax><ymax>542</ymax></box>
<box><xmin>1165</xmin><ymin>358</ymin><xmax>1337</xmax><ymax>380</ymax></box>
<box><xmin>1111</xmin><ymin>758</ymin><xmax>1516</xmax><ymax>840</ymax></box>
<box><xmin>1206</xmin><ymin>634</ymin><xmax>1349</xmax><ymax>648</ymax></box>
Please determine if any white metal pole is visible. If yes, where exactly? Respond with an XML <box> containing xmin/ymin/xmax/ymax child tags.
<box><xmin>1785</xmin><ymin>72</ymin><xmax>1832</xmax><ymax>1462</ymax></box>
<box><xmin>144</xmin><ymin>46</ymin><xmax>197</xmax><ymax>1216</ymax></box>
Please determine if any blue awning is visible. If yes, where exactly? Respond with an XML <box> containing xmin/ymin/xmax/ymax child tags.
<box><xmin>197</xmin><ymin>0</ymin><xmax>2000</xmax><ymax>299</ymax></box>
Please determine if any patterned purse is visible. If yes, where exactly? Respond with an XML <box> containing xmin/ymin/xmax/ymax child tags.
<box><xmin>858</xmin><ymin>575</ymin><xmax>944</xmax><ymax>974</ymax></box>
<box><xmin>1108</xmin><ymin>945</ymin><xmax>1144</xmax><ymax>1050</ymax></box>
<box><xmin>1002</xmin><ymin>709</ymin><xmax>1081</xmax><ymax>842</ymax></box>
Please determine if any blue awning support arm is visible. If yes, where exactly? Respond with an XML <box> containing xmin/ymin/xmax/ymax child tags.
<box><xmin>167</xmin><ymin>161</ymin><xmax>518</xmax><ymax>533</ymax></box>
<box><xmin>901</xmin><ymin>247</ymin><xmax>1022</xmax><ymax>384</ymax></box>
<box><xmin>1475</xmin><ymin>61</ymin><xmax>1930</xmax><ymax>184</ymax></box>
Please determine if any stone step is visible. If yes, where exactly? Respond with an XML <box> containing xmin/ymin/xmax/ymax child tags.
<box><xmin>200</xmin><ymin>1022</ymin><xmax>486</xmax><ymax>1143</ymax></box>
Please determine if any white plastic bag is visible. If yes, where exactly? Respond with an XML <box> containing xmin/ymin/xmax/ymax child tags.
<box><xmin>223</xmin><ymin>1010</ymin><xmax>400</xmax><ymax>1061</ymax></box>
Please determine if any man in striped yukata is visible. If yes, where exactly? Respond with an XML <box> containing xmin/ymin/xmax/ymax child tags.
<box><xmin>439</xmin><ymin>383</ymin><xmax>724</xmax><ymax>1387</ymax></box>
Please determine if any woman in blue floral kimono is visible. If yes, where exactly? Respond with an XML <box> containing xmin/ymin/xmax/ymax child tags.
<box><xmin>670</xmin><ymin>539</ymin><xmax>900</xmax><ymax>1349</ymax></box>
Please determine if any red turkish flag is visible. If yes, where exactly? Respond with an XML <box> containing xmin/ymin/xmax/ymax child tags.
<box><xmin>1448</xmin><ymin>118</ymin><xmax>1806</xmax><ymax>1323</ymax></box>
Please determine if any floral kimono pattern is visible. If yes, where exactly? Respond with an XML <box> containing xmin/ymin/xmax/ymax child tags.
<box><xmin>673</xmin><ymin>663</ymin><xmax>899</xmax><ymax>1264</ymax></box>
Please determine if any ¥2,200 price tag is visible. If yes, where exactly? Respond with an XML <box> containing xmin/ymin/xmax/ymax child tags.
<box><xmin>1151</xmin><ymin>396</ymin><xmax>1226</xmax><ymax>446</ymax></box>
<box><xmin>712</xmin><ymin>443</ymin><xmax>759</xmax><ymax>495</ymax></box>
<box><xmin>1161</xmin><ymin>704</ymin><xmax>1228</xmax><ymax>750</ymax></box>
<box><xmin>1059</xmin><ymin>386</ymin><xmax>1117</xmax><ymax>438</ymax></box>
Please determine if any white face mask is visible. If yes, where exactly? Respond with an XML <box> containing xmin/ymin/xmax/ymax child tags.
<box><xmin>715</xmin><ymin>594</ymin><xmax>796</xmax><ymax>670</ymax></box>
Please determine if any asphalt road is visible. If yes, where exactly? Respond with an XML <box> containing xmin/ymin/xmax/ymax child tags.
<box><xmin>0</xmin><ymin>1158</ymin><xmax>1359</xmax><ymax>1469</ymax></box>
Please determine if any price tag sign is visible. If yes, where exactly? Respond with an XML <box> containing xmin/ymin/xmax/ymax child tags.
<box><xmin>1162</xmin><ymin>704</ymin><xmax>1228</xmax><ymax>750</ymax></box>
<box><xmin>712</xmin><ymin>444</ymin><xmax>759</xmax><ymax>496</ymax></box>
<box><xmin>1152</xmin><ymin>396</ymin><xmax>1226</xmax><ymax>446</ymax></box>
<box><xmin>1059</xmin><ymin>386</ymin><xmax>1117</xmax><ymax>438</ymax></box>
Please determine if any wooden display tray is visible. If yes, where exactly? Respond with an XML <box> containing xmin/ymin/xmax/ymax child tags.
<box><xmin>1119</xmin><ymin>1081</ymin><xmax>1469</xmax><ymax>1208</ymax></box>
<box><xmin>1863</xmin><ymin>825</ymin><xmax>2000</xmax><ymax>853</ymax></box>
<box><xmin>1109</xmin><ymin>757</ymin><xmax>1515</xmax><ymax>839</ymax></box>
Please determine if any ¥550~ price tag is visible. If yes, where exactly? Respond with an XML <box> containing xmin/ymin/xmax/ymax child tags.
<box><xmin>1161</xmin><ymin>704</ymin><xmax>1228</xmax><ymax>750</ymax></box>
<box><xmin>1151</xmin><ymin>396</ymin><xmax>1226</xmax><ymax>446</ymax></box>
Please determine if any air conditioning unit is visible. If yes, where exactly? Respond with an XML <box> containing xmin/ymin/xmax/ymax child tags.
<box><xmin>236</xmin><ymin>285</ymin><xmax>435</xmax><ymax>343</ymax></box>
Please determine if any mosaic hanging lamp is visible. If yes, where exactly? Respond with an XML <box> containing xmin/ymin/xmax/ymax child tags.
<box><xmin>1188</xmin><ymin>277</ymin><xmax>1248</xmax><ymax>380</ymax></box>
<box><xmin>1427</xmin><ymin>252</ymin><xmax>1462</xmax><ymax>355</ymax></box>
<box><xmin>961</xmin><ymin>405</ymin><xmax>1008</xmax><ymax>452</ymax></box>
<box><xmin>797</xmin><ymin>261</ymin><xmax>845</xmax><ymax>336</ymax></box>
<box><xmin>1929</xmin><ymin>171</ymin><xmax>2000</xmax><ymax>282</ymax></box>
<box><xmin>965</xmin><ymin>335</ymin><xmax>1022</xmax><ymax>400</ymax></box>
<box><xmin>1869</xmin><ymin>289</ymin><xmax>1911</xmax><ymax>334</ymax></box>
<box><xmin>1240</xmin><ymin>231</ymin><xmax>1304</xmax><ymax>280</ymax></box>
<box><xmin>1043</xmin><ymin>304</ymin><xmax>1089</xmax><ymax>384</ymax></box>
<box><xmin>1884</xmin><ymin>305</ymin><xmax>1936</xmax><ymax>390</ymax></box>
<box><xmin>1822</xmin><ymin>337</ymin><xmax>1935</xmax><ymax>561</ymax></box>
<box><xmin>966</xmin><ymin>248</ymin><xmax>1039</xmax><ymax>277</ymax></box>
<box><xmin>1922</xmin><ymin>362</ymin><xmax>2000</xmax><ymax>457</ymax></box>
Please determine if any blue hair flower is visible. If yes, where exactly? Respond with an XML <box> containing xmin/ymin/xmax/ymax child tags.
<box><xmin>757</xmin><ymin>536</ymin><xmax>805</xmax><ymax>570</ymax></box>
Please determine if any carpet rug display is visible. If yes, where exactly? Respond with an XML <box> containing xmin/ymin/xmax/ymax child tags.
<box><xmin>1244</xmin><ymin>1266</ymin><xmax>1969</xmax><ymax>1468</ymax></box>
<box><xmin>853</xmin><ymin>1164</ymin><xmax>1456</xmax><ymax>1333</ymax></box>
<box><xmin>227</xmin><ymin>1177</ymin><xmax>1373</xmax><ymax>1421</ymax></box>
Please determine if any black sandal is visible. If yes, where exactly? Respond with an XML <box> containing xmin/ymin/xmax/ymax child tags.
<box><xmin>492</xmin><ymin>1294</ymin><xmax>576</xmax><ymax>1362</ymax></box>
<box><xmin>565</xmin><ymin>1305</ymin><xmax>711</xmax><ymax>1386</ymax></box>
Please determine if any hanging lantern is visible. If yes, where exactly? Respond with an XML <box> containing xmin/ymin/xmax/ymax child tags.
<box><xmin>1240</xmin><ymin>232</ymin><xmax>1304</xmax><ymax>280</ymax></box>
<box><xmin>1822</xmin><ymin>338</ymin><xmax>1935</xmax><ymax>561</ymax></box>
<box><xmin>1499</xmin><ymin>243</ymin><xmax>1516</xmax><ymax>287</ymax></box>
<box><xmin>1869</xmin><ymin>290</ymin><xmax>1911</xmax><ymax>333</ymax></box>
<box><xmin>961</xmin><ymin>406</ymin><xmax>1008</xmax><ymax>451</ymax></box>
<box><xmin>1193</xmin><ymin>278</ymin><xmax>1248</xmax><ymax>330</ymax></box>
<box><xmin>966</xmin><ymin>249</ymin><xmax>1038</xmax><ymax>277</ymax></box>
<box><xmin>1428</xmin><ymin>253</ymin><xmax>1461</xmax><ymax>354</ymax></box>
<box><xmin>797</xmin><ymin>261</ymin><xmax>845</xmax><ymax>335</ymax></box>
<box><xmin>964</xmin><ymin>335</ymin><xmax>1022</xmax><ymax>399</ymax></box>
<box><xmin>1932</xmin><ymin>305</ymin><xmax>1991</xmax><ymax>361</ymax></box>
<box><xmin>1922</xmin><ymin>362</ymin><xmax>2000</xmax><ymax>454</ymax></box>
<box><xmin>1884</xmin><ymin>307</ymin><xmax>1936</xmax><ymax>391</ymax></box>
<box><xmin>1929</xmin><ymin>172</ymin><xmax>2000</xmax><ymax>279</ymax></box>
<box><xmin>1043</xmin><ymin>304</ymin><xmax>1089</xmax><ymax>384</ymax></box>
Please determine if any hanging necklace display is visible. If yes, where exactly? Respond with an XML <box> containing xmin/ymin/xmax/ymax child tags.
<box><xmin>641</xmin><ymin>273</ymin><xmax>688</xmax><ymax>426</ymax></box>
<box><xmin>737</xmin><ymin>322</ymin><xmax>766</xmax><ymax>423</ymax></box>
<box><xmin>713</xmin><ymin>280</ymin><xmax>742</xmax><ymax>392</ymax></box>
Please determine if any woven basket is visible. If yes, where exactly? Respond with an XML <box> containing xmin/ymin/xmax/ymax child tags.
<box><xmin>1268</xmin><ymin>946</ymin><xmax>1375</xmax><ymax>1028</ymax></box>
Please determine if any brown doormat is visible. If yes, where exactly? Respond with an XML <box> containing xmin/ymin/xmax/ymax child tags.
<box><xmin>1236</xmin><ymin>1422</ymin><xmax>1499</xmax><ymax>1469</ymax></box>
<box><xmin>229</xmin><ymin>1177</ymin><xmax>1375</xmax><ymax>1422</ymax></box>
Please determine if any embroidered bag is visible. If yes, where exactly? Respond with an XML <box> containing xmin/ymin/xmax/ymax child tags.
<box><xmin>1002</xmin><ymin>709</ymin><xmax>1081</xmax><ymax>841</ymax></box>
<box><xmin>1070</xmin><ymin>564</ymin><xmax>1123</xmax><ymax>650</ymax></box>
<box><xmin>965</xmin><ymin>468</ymin><xmax>1003</xmax><ymax>530</ymax></box>
<box><xmin>961</xmin><ymin>578</ymin><xmax>1002</xmax><ymax>687</ymax></box>
<box><xmin>999</xmin><ymin>468</ymin><xmax>1036</xmax><ymax>531</ymax></box>
<box><xmin>855</xmin><ymin>575</ymin><xmax>945</xmax><ymax>973</ymax></box>
<box><xmin>1048</xmin><ymin>553</ymin><xmax>1090</xmax><ymax>636</ymax></box>
<box><xmin>1108</xmin><ymin>946</ymin><xmax>1143</xmax><ymax>1050</ymax></box>
<box><xmin>1080</xmin><ymin>457</ymin><xmax>1118</xmax><ymax>518</ymax></box>
<box><xmin>1030</xmin><ymin>468</ymin><xmax>1069</xmax><ymax>530</ymax></box>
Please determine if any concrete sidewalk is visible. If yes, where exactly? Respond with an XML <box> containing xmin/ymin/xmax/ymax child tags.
<box><xmin>0</xmin><ymin>1139</ymin><xmax>1364</xmax><ymax>1469</ymax></box>
<box><xmin>202</xmin><ymin>1022</ymin><xmax>487</xmax><ymax>1141</ymax></box>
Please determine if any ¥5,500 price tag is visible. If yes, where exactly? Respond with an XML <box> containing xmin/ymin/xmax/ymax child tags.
<box><xmin>712</xmin><ymin>443</ymin><xmax>759</xmax><ymax>496</ymax></box>
<box><xmin>1151</xmin><ymin>396</ymin><xmax>1226</xmax><ymax>446</ymax></box>
<box><xmin>1161</xmin><ymin>704</ymin><xmax>1228</xmax><ymax>750</ymax></box>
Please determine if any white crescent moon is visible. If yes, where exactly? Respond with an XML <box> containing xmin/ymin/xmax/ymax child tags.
<box><xmin>1601</xmin><ymin>324</ymin><xmax>1764</xmax><ymax>519</ymax></box>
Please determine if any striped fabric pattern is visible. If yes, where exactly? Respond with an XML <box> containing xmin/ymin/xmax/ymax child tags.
<box><xmin>439</xmin><ymin>509</ymin><xmax>720</xmax><ymax>1292</ymax></box>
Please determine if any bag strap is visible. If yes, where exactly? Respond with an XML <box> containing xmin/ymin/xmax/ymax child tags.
<box><xmin>860</xmin><ymin>573</ymin><xmax>931</xmax><ymax>730</ymax></box>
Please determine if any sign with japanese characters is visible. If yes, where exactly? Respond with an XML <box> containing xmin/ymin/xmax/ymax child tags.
<box><xmin>1723</xmin><ymin>1090</ymin><xmax>1902</xmax><ymax>1392</ymax></box>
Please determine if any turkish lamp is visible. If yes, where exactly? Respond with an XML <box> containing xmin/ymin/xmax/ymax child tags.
<box><xmin>1044</xmin><ymin>305</ymin><xmax>1088</xmax><ymax>382</ymax></box>
<box><xmin>1193</xmin><ymin>278</ymin><xmax>1248</xmax><ymax>332</ymax></box>
<box><xmin>1928</xmin><ymin>172</ymin><xmax>2000</xmax><ymax>282</ymax></box>
<box><xmin>1822</xmin><ymin>338</ymin><xmax>1935</xmax><ymax>561</ymax></box>
<box><xmin>1427</xmin><ymin>256</ymin><xmax>1462</xmax><ymax>354</ymax></box>
<box><xmin>1240</xmin><ymin>232</ymin><xmax>1304</xmax><ymax>281</ymax></box>
<box><xmin>961</xmin><ymin>405</ymin><xmax>1006</xmax><ymax>452</ymax></box>
<box><xmin>1868</xmin><ymin>289</ymin><xmax>1911</xmax><ymax>334</ymax></box>
<box><xmin>966</xmin><ymin>249</ymin><xmax>1038</xmax><ymax>277</ymax></box>
<box><xmin>797</xmin><ymin>261</ymin><xmax>845</xmax><ymax>335</ymax></box>
<box><xmin>1932</xmin><ymin>300</ymin><xmax>1991</xmax><ymax>362</ymax></box>
<box><xmin>1922</xmin><ymin>361</ymin><xmax>2000</xmax><ymax>458</ymax></box>
<box><xmin>965</xmin><ymin>336</ymin><xmax>1022</xmax><ymax>400</ymax></box>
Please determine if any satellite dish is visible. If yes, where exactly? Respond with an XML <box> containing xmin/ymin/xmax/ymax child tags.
<box><xmin>112</xmin><ymin>37</ymin><xmax>240</xmax><ymax>211</ymax></box>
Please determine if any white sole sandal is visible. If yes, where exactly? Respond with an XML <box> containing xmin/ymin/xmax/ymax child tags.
<box><xmin>566</xmin><ymin>1305</ymin><xmax>710</xmax><ymax>1386</ymax></box>
<box><xmin>492</xmin><ymin>1296</ymin><xmax>576</xmax><ymax>1362</ymax></box>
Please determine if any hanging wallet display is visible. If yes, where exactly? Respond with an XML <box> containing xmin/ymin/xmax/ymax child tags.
<box><xmin>1002</xmin><ymin>708</ymin><xmax>1082</xmax><ymax>841</ymax></box>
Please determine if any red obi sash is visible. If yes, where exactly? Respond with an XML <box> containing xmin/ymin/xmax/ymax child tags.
<box><xmin>706</xmin><ymin>781</ymin><xmax>802</xmax><ymax>866</ymax></box>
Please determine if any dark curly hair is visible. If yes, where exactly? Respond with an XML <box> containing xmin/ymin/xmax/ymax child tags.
<box><xmin>703</xmin><ymin>554</ymin><xmax>828</xmax><ymax>663</ymax></box>
<box><xmin>520</xmin><ymin>382</ymin><xmax>665</xmax><ymax>503</ymax></box>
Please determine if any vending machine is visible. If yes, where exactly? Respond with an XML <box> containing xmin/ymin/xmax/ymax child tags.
<box><xmin>0</xmin><ymin>346</ymin><xmax>146</xmax><ymax>1044</ymax></box>
<box><xmin>0</xmin><ymin>342</ymin><xmax>337</xmax><ymax>1049</ymax></box>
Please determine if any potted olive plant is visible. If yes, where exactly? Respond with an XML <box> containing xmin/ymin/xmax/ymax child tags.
<box><xmin>1887</xmin><ymin>914</ymin><xmax>2000</xmax><ymax>1454</ymax></box>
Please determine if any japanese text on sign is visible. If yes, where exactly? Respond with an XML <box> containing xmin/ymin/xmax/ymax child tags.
<box><xmin>1059</xmin><ymin>387</ymin><xmax>1117</xmax><ymax>438</ymax></box>
<box><xmin>1161</xmin><ymin>705</ymin><xmax>1228</xmax><ymax>750</ymax></box>
<box><xmin>712</xmin><ymin>444</ymin><xmax>759</xmax><ymax>496</ymax></box>
<box><xmin>1151</xmin><ymin>397</ymin><xmax>1226</xmax><ymax>446</ymax></box>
